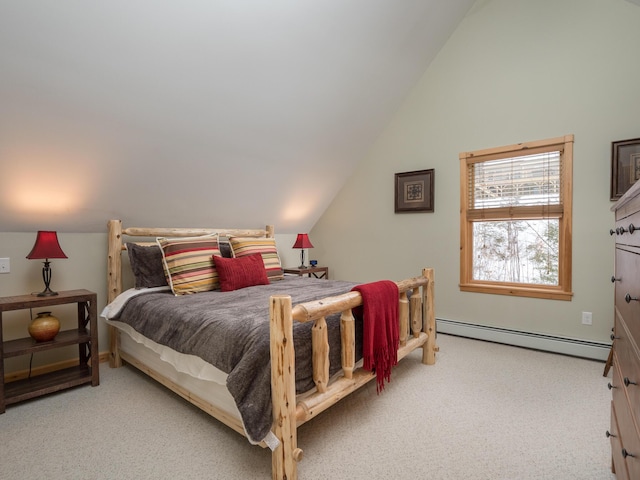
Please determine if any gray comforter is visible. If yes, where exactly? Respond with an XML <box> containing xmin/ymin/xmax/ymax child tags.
<box><xmin>107</xmin><ymin>276</ymin><xmax>361</xmax><ymax>444</ymax></box>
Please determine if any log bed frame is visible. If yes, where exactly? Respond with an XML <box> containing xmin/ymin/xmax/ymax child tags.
<box><xmin>106</xmin><ymin>219</ymin><xmax>437</xmax><ymax>480</ymax></box>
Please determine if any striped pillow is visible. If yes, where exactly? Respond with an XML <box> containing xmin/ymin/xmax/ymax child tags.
<box><xmin>156</xmin><ymin>234</ymin><xmax>221</xmax><ymax>295</ymax></box>
<box><xmin>229</xmin><ymin>237</ymin><xmax>284</xmax><ymax>281</ymax></box>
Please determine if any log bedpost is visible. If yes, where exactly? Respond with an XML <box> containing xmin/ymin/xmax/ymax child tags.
<box><xmin>270</xmin><ymin>295</ymin><xmax>299</xmax><ymax>480</ymax></box>
<box><xmin>107</xmin><ymin>219</ymin><xmax>123</xmax><ymax>304</ymax></box>
<box><xmin>266</xmin><ymin>224</ymin><xmax>275</xmax><ymax>239</ymax></box>
<box><xmin>423</xmin><ymin>268</ymin><xmax>437</xmax><ymax>365</ymax></box>
<box><xmin>107</xmin><ymin>219</ymin><xmax>123</xmax><ymax>368</ymax></box>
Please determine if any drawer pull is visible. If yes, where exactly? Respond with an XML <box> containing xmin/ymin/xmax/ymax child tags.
<box><xmin>624</xmin><ymin>377</ymin><xmax>637</xmax><ymax>387</ymax></box>
<box><xmin>622</xmin><ymin>448</ymin><xmax>636</xmax><ymax>459</ymax></box>
<box><xmin>611</xmin><ymin>334</ymin><xmax>620</xmax><ymax>341</ymax></box>
<box><xmin>606</xmin><ymin>430</ymin><xmax>617</xmax><ymax>438</ymax></box>
<box><xmin>630</xmin><ymin>223</ymin><xmax>637</xmax><ymax>234</ymax></box>
<box><xmin>608</xmin><ymin>382</ymin><xmax>617</xmax><ymax>390</ymax></box>
<box><xmin>611</xmin><ymin>276</ymin><xmax>621</xmax><ymax>283</ymax></box>
<box><xmin>618</xmin><ymin>227</ymin><xmax>629</xmax><ymax>235</ymax></box>
<box><xmin>625</xmin><ymin>293</ymin><xmax>639</xmax><ymax>303</ymax></box>
<box><xmin>610</xmin><ymin>229</ymin><xmax>616</xmax><ymax>236</ymax></box>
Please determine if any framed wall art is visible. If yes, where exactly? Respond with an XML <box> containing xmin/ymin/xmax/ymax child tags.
<box><xmin>394</xmin><ymin>169</ymin><xmax>434</xmax><ymax>213</ymax></box>
<box><xmin>611</xmin><ymin>137</ymin><xmax>640</xmax><ymax>201</ymax></box>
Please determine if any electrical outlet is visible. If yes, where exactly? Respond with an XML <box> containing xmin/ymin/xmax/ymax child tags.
<box><xmin>0</xmin><ymin>257</ymin><xmax>9</xmax><ymax>273</ymax></box>
<box><xmin>581</xmin><ymin>311</ymin><xmax>592</xmax><ymax>325</ymax></box>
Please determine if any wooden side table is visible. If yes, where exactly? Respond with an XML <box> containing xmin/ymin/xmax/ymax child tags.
<box><xmin>283</xmin><ymin>266</ymin><xmax>329</xmax><ymax>279</ymax></box>
<box><xmin>0</xmin><ymin>289</ymin><xmax>99</xmax><ymax>413</ymax></box>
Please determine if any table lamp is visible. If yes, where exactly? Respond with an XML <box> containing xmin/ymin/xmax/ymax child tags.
<box><xmin>292</xmin><ymin>233</ymin><xmax>314</xmax><ymax>268</ymax></box>
<box><xmin>26</xmin><ymin>231</ymin><xmax>68</xmax><ymax>296</ymax></box>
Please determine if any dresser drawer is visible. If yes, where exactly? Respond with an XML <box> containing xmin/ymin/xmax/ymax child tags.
<box><xmin>615</xmin><ymin>313</ymin><xmax>640</xmax><ymax>423</ymax></box>
<box><xmin>611</xmin><ymin>359</ymin><xmax>640</xmax><ymax>479</ymax></box>
<box><xmin>615</xmin><ymin>247</ymin><xmax>640</xmax><ymax>343</ymax></box>
<box><xmin>611</xmin><ymin>401</ymin><xmax>630</xmax><ymax>480</ymax></box>
<box><xmin>615</xmin><ymin>204</ymin><xmax>640</xmax><ymax>249</ymax></box>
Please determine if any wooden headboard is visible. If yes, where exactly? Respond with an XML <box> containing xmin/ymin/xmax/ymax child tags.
<box><xmin>106</xmin><ymin>219</ymin><xmax>275</xmax><ymax>303</ymax></box>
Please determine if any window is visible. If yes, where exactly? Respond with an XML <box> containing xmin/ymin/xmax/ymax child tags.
<box><xmin>459</xmin><ymin>135</ymin><xmax>573</xmax><ymax>300</ymax></box>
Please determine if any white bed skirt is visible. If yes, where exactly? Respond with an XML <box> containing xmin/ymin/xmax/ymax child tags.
<box><xmin>107</xmin><ymin>319</ymin><xmax>242</xmax><ymax>421</ymax></box>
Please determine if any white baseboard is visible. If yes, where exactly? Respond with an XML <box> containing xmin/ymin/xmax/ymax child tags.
<box><xmin>437</xmin><ymin>318</ymin><xmax>611</xmax><ymax>361</ymax></box>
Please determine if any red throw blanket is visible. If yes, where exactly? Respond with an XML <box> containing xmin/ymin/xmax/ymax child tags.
<box><xmin>351</xmin><ymin>280</ymin><xmax>399</xmax><ymax>393</ymax></box>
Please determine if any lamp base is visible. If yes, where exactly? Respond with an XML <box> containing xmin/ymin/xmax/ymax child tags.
<box><xmin>298</xmin><ymin>250</ymin><xmax>307</xmax><ymax>270</ymax></box>
<box><xmin>33</xmin><ymin>286</ymin><xmax>59</xmax><ymax>297</ymax></box>
<box><xmin>33</xmin><ymin>261</ymin><xmax>59</xmax><ymax>296</ymax></box>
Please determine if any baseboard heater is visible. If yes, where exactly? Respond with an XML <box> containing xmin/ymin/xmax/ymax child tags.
<box><xmin>437</xmin><ymin>318</ymin><xmax>611</xmax><ymax>361</ymax></box>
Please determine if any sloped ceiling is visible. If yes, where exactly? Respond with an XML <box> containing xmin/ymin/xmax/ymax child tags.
<box><xmin>0</xmin><ymin>0</ymin><xmax>474</xmax><ymax>233</ymax></box>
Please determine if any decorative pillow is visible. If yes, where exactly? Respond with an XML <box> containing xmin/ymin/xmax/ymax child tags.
<box><xmin>126</xmin><ymin>243</ymin><xmax>168</xmax><ymax>289</ymax></box>
<box><xmin>218</xmin><ymin>240</ymin><xmax>233</xmax><ymax>258</ymax></box>
<box><xmin>213</xmin><ymin>254</ymin><xmax>270</xmax><ymax>292</ymax></box>
<box><xmin>156</xmin><ymin>234</ymin><xmax>222</xmax><ymax>295</ymax></box>
<box><xmin>229</xmin><ymin>237</ymin><xmax>284</xmax><ymax>281</ymax></box>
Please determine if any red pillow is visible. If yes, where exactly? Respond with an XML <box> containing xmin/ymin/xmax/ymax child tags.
<box><xmin>212</xmin><ymin>253</ymin><xmax>270</xmax><ymax>292</ymax></box>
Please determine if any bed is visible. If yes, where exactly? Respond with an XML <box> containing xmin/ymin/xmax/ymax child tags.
<box><xmin>103</xmin><ymin>219</ymin><xmax>437</xmax><ymax>480</ymax></box>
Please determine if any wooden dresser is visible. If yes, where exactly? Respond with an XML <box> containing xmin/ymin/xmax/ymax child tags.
<box><xmin>610</xmin><ymin>180</ymin><xmax>640</xmax><ymax>479</ymax></box>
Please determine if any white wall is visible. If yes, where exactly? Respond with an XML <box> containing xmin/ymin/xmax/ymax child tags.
<box><xmin>0</xmin><ymin>1</ymin><xmax>475</xmax><ymax>236</ymax></box>
<box><xmin>312</xmin><ymin>0</ymin><xmax>640</xmax><ymax>345</ymax></box>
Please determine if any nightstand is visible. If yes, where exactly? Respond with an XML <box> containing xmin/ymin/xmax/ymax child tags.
<box><xmin>0</xmin><ymin>289</ymin><xmax>99</xmax><ymax>413</ymax></box>
<box><xmin>283</xmin><ymin>266</ymin><xmax>329</xmax><ymax>279</ymax></box>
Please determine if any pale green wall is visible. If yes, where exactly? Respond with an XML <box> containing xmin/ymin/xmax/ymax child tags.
<box><xmin>311</xmin><ymin>0</ymin><xmax>640</xmax><ymax>344</ymax></box>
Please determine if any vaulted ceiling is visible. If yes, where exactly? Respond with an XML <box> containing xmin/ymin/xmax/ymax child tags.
<box><xmin>0</xmin><ymin>0</ymin><xmax>475</xmax><ymax>233</ymax></box>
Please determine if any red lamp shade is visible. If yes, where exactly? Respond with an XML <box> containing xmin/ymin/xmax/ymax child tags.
<box><xmin>26</xmin><ymin>231</ymin><xmax>67</xmax><ymax>297</ymax></box>
<box><xmin>292</xmin><ymin>234</ymin><xmax>314</xmax><ymax>250</ymax></box>
<box><xmin>26</xmin><ymin>231</ymin><xmax>68</xmax><ymax>260</ymax></box>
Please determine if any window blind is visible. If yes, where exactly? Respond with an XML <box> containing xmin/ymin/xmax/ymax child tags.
<box><xmin>467</xmin><ymin>151</ymin><xmax>563</xmax><ymax>219</ymax></box>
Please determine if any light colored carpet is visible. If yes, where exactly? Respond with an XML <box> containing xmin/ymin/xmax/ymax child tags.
<box><xmin>0</xmin><ymin>334</ymin><xmax>615</xmax><ymax>480</ymax></box>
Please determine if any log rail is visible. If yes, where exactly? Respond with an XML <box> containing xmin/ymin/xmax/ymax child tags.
<box><xmin>270</xmin><ymin>268</ymin><xmax>436</xmax><ymax>480</ymax></box>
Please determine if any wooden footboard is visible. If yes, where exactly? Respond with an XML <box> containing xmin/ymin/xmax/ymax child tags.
<box><xmin>106</xmin><ymin>220</ymin><xmax>437</xmax><ymax>480</ymax></box>
<box><xmin>269</xmin><ymin>268</ymin><xmax>436</xmax><ymax>480</ymax></box>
